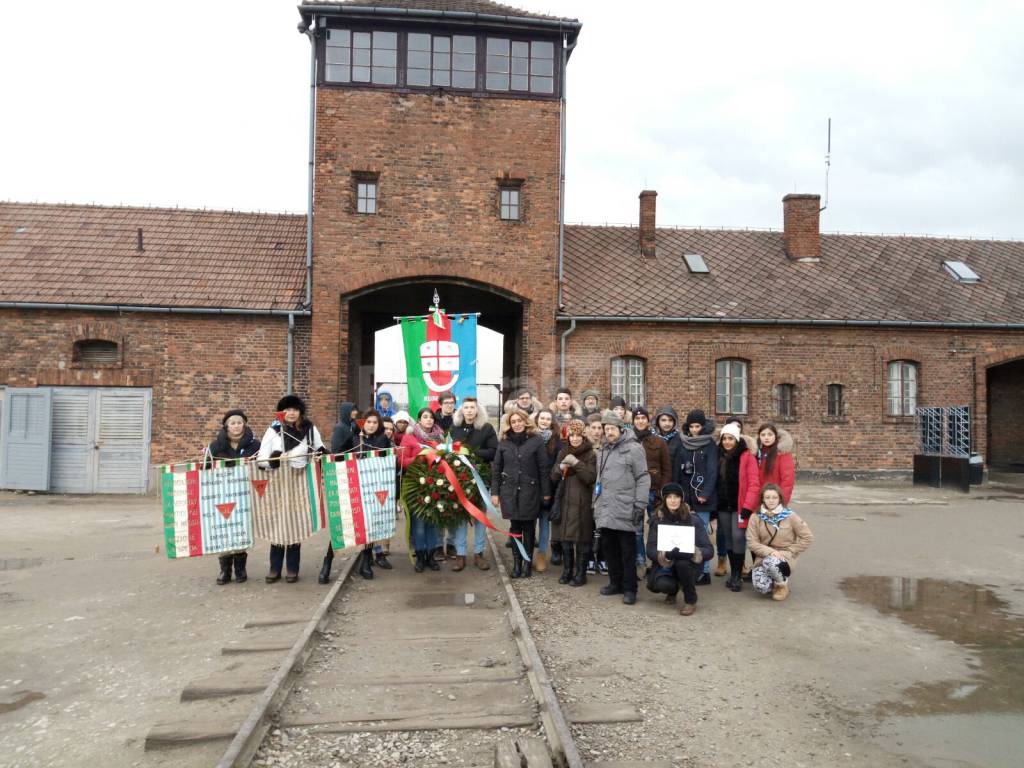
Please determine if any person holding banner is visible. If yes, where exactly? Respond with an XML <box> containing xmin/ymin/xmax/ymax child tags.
<box><xmin>206</xmin><ymin>409</ymin><xmax>261</xmax><ymax>585</ymax></box>
<box><xmin>645</xmin><ymin>483</ymin><xmax>714</xmax><ymax>615</ymax></box>
<box><xmin>449</xmin><ymin>397</ymin><xmax>497</xmax><ymax>571</ymax></box>
<box><xmin>491</xmin><ymin>409</ymin><xmax>550</xmax><ymax>578</ymax></box>
<box><xmin>400</xmin><ymin>408</ymin><xmax>446</xmax><ymax>573</ymax></box>
<box><xmin>257</xmin><ymin>395</ymin><xmax>325</xmax><ymax>583</ymax></box>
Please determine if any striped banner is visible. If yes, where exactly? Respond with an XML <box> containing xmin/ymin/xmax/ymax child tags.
<box><xmin>160</xmin><ymin>462</ymin><xmax>254</xmax><ymax>558</ymax></box>
<box><xmin>250</xmin><ymin>461</ymin><xmax>326</xmax><ymax>545</ymax></box>
<box><xmin>321</xmin><ymin>450</ymin><xmax>397</xmax><ymax>551</ymax></box>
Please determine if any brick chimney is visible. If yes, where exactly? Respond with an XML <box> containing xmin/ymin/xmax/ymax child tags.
<box><xmin>639</xmin><ymin>190</ymin><xmax>657</xmax><ymax>258</ymax></box>
<box><xmin>782</xmin><ymin>193</ymin><xmax>821</xmax><ymax>260</ymax></box>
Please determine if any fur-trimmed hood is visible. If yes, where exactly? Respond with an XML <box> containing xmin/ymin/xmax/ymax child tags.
<box><xmin>547</xmin><ymin>399</ymin><xmax>583</xmax><ymax>418</ymax></box>
<box><xmin>503</xmin><ymin>396</ymin><xmax>544</xmax><ymax>415</ymax></box>
<box><xmin>452</xmin><ymin>407</ymin><xmax>489</xmax><ymax>430</ymax></box>
<box><xmin>758</xmin><ymin>427</ymin><xmax>795</xmax><ymax>454</ymax></box>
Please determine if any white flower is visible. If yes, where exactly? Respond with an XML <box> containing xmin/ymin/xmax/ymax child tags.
<box><xmin>419</xmin><ymin>477</ymin><xmax>426</xmax><ymax>485</ymax></box>
<box><xmin>436</xmin><ymin>502</ymin><xmax>445</xmax><ymax>509</ymax></box>
<box><xmin>435</xmin><ymin>478</ymin><xmax>444</xmax><ymax>486</ymax></box>
<box><xmin>447</xmin><ymin>485</ymin><xmax>454</xmax><ymax>492</ymax></box>
<box><xmin>453</xmin><ymin>460</ymin><xmax>462</xmax><ymax>467</ymax></box>
<box><xmin>423</xmin><ymin>496</ymin><xmax>430</xmax><ymax>503</ymax></box>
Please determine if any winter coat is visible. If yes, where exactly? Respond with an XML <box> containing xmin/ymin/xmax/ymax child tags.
<box><xmin>450</xmin><ymin>409</ymin><xmax>498</xmax><ymax>462</ymax></box>
<box><xmin>433</xmin><ymin>407</ymin><xmax>455</xmax><ymax>433</ymax></box>
<box><xmin>654</xmin><ymin>405</ymin><xmax>684</xmax><ymax>475</ymax></box>
<box><xmin>677</xmin><ymin>419</ymin><xmax>718</xmax><ymax>513</ymax></box>
<box><xmin>397</xmin><ymin>423</ymin><xmax>444</xmax><ymax>469</ymax></box>
<box><xmin>550</xmin><ymin>441</ymin><xmax>597</xmax><ymax>543</ymax></box>
<box><xmin>547</xmin><ymin>399</ymin><xmax>583</xmax><ymax>426</ymax></box>
<box><xmin>593</xmin><ymin>430</ymin><xmax>651</xmax><ymax>533</ymax></box>
<box><xmin>746</xmin><ymin>509</ymin><xmax>813</xmax><ymax>571</ymax></box>
<box><xmin>633</xmin><ymin>428</ymin><xmax>672</xmax><ymax>501</ymax></box>
<box><xmin>355</xmin><ymin>429</ymin><xmax>392</xmax><ymax>453</ymax></box>
<box><xmin>645</xmin><ymin>509</ymin><xmax>714</xmax><ymax>564</ymax></box>
<box><xmin>757</xmin><ymin>428</ymin><xmax>796</xmax><ymax>505</ymax></box>
<box><xmin>257</xmin><ymin>420</ymin><xmax>325</xmax><ymax>470</ymax></box>
<box><xmin>374</xmin><ymin>388</ymin><xmax>396</xmax><ymax>419</ymax></box>
<box><xmin>716</xmin><ymin>436</ymin><xmax>761</xmax><ymax>516</ymax></box>
<box><xmin>207</xmin><ymin>426</ymin><xmax>260</xmax><ymax>467</ymax></box>
<box><xmin>330</xmin><ymin>403</ymin><xmax>358</xmax><ymax>454</ymax></box>
<box><xmin>491</xmin><ymin>433</ymin><xmax>551</xmax><ymax>522</ymax></box>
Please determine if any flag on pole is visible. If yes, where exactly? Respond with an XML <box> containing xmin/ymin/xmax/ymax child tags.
<box><xmin>400</xmin><ymin>311</ymin><xmax>477</xmax><ymax>411</ymax></box>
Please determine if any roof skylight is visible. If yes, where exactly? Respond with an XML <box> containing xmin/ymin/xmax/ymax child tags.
<box><xmin>684</xmin><ymin>253</ymin><xmax>709</xmax><ymax>273</ymax></box>
<box><xmin>943</xmin><ymin>260</ymin><xmax>980</xmax><ymax>284</ymax></box>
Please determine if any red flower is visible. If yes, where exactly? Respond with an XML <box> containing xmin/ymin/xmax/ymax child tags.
<box><xmin>431</xmin><ymin>491</ymin><xmax>440</xmax><ymax>500</ymax></box>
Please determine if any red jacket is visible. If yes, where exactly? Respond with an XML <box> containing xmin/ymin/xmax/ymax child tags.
<box><xmin>757</xmin><ymin>450</ymin><xmax>795</xmax><ymax>506</ymax></box>
<box><xmin>738</xmin><ymin>450</ymin><xmax>761</xmax><ymax>514</ymax></box>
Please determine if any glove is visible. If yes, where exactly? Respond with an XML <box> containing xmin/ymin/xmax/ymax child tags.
<box><xmin>740</xmin><ymin>509</ymin><xmax>753</xmax><ymax>520</ymax></box>
<box><xmin>267</xmin><ymin>450</ymin><xmax>283</xmax><ymax>470</ymax></box>
<box><xmin>561</xmin><ymin>454</ymin><xmax>579</xmax><ymax>467</ymax></box>
<box><xmin>691</xmin><ymin>549</ymin><xmax>704</xmax><ymax>565</ymax></box>
<box><xmin>632</xmin><ymin>505</ymin><xmax>645</xmax><ymax>528</ymax></box>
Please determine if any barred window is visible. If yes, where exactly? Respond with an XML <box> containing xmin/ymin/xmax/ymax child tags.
<box><xmin>716</xmin><ymin>359</ymin><xmax>748</xmax><ymax>414</ymax></box>
<box><xmin>611</xmin><ymin>357</ymin><xmax>645</xmax><ymax>409</ymax></box>
<box><xmin>776</xmin><ymin>383</ymin><xmax>795</xmax><ymax>419</ymax></box>
<box><xmin>827</xmin><ymin>384</ymin><xmax>844</xmax><ymax>418</ymax></box>
<box><xmin>887</xmin><ymin>361</ymin><xmax>918</xmax><ymax>416</ymax></box>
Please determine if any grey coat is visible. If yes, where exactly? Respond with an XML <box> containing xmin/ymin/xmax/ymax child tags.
<box><xmin>491</xmin><ymin>434</ymin><xmax>551</xmax><ymax>521</ymax></box>
<box><xmin>593</xmin><ymin>430</ymin><xmax>651</xmax><ymax>533</ymax></box>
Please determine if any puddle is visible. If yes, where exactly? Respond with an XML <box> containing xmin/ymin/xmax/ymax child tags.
<box><xmin>841</xmin><ymin>577</ymin><xmax>1024</xmax><ymax>715</ymax></box>
<box><xmin>407</xmin><ymin>592</ymin><xmax>478</xmax><ymax>608</ymax></box>
<box><xmin>843</xmin><ymin>577</ymin><xmax>1024</xmax><ymax>767</ymax></box>
<box><xmin>0</xmin><ymin>690</ymin><xmax>45</xmax><ymax>714</ymax></box>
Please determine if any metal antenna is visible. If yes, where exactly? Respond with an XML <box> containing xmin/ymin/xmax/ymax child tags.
<box><xmin>820</xmin><ymin>117</ymin><xmax>831</xmax><ymax>212</ymax></box>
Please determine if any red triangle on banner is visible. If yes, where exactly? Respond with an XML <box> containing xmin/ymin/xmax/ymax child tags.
<box><xmin>251</xmin><ymin>479</ymin><xmax>269</xmax><ymax>498</ymax></box>
<box><xmin>216</xmin><ymin>502</ymin><xmax>236</xmax><ymax>520</ymax></box>
<box><xmin>375</xmin><ymin>490</ymin><xmax>389</xmax><ymax>505</ymax></box>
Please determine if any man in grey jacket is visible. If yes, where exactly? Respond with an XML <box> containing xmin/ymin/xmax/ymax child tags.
<box><xmin>593</xmin><ymin>410</ymin><xmax>651</xmax><ymax>605</ymax></box>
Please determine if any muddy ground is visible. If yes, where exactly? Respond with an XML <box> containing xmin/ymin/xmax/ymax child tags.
<box><xmin>0</xmin><ymin>478</ymin><xmax>1022</xmax><ymax>767</ymax></box>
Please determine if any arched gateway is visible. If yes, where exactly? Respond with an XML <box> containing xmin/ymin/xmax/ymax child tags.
<box><xmin>302</xmin><ymin>2</ymin><xmax>580</xmax><ymax>427</ymax></box>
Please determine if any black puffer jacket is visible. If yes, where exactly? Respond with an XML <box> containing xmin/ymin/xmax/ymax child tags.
<box><xmin>207</xmin><ymin>427</ymin><xmax>260</xmax><ymax>466</ymax></box>
<box><xmin>450</xmin><ymin>409</ymin><xmax>498</xmax><ymax>462</ymax></box>
<box><xmin>491</xmin><ymin>433</ymin><xmax>551</xmax><ymax>522</ymax></box>
<box><xmin>331</xmin><ymin>402</ymin><xmax>357</xmax><ymax>454</ymax></box>
<box><xmin>677</xmin><ymin>419</ymin><xmax>719</xmax><ymax>513</ymax></box>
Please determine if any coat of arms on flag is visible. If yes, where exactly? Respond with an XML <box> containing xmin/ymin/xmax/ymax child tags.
<box><xmin>321</xmin><ymin>450</ymin><xmax>398</xmax><ymax>551</ymax></box>
<box><xmin>400</xmin><ymin>306</ymin><xmax>477</xmax><ymax>410</ymax></box>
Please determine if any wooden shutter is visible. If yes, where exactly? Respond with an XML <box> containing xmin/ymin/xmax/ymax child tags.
<box><xmin>1</xmin><ymin>388</ymin><xmax>53</xmax><ymax>491</ymax></box>
<box><xmin>50</xmin><ymin>389</ymin><xmax>95</xmax><ymax>493</ymax></box>
<box><xmin>95</xmin><ymin>389</ymin><xmax>152</xmax><ymax>493</ymax></box>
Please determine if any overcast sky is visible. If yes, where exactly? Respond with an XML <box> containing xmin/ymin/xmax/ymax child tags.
<box><xmin>3</xmin><ymin>1</ymin><xmax>1023</xmax><ymax>239</ymax></box>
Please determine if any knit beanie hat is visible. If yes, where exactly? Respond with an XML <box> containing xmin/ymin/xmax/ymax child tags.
<box><xmin>221</xmin><ymin>408</ymin><xmax>248</xmax><ymax>425</ymax></box>
<box><xmin>392</xmin><ymin>410</ymin><xmax>411</xmax><ymax>425</ymax></box>
<box><xmin>600</xmin><ymin>409</ymin><xmax>625</xmax><ymax>428</ymax></box>
<box><xmin>633</xmin><ymin>406</ymin><xmax>650</xmax><ymax>420</ymax></box>
<box><xmin>581</xmin><ymin>389</ymin><xmax>600</xmax><ymax>402</ymax></box>
<box><xmin>277</xmin><ymin>394</ymin><xmax>306</xmax><ymax>414</ymax></box>
<box><xmin>586</xmin><ymin>412</ymin><xmax>604</xmax><ymax>424</ymax></box>
<box><xmin>720</xmin><ymin>422</ymin><xmax>742</xmax><ymax>441</ymax></box>
<box><xmin>661</xmin><ymin>482</ymin><xmax>685</xmax><ymax>499</ymax></box>
<box><xmin>685</xmin><ymin>409</ymin><xmax>706</xmax><ymax>428</ymax></box>
<box><xmin>609</xmin><ymin>396</ymin><xmax>627</xmax><ymax>410</ymax></box>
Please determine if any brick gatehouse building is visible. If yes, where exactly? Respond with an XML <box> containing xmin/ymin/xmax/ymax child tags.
<box><xmin>2</xmin><ymin>0</ymin><xmax>1023</xmax><ymax>492</ymax></box>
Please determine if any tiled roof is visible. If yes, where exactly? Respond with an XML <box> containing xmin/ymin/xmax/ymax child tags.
<box><xmin>301</xmin><ymin>0</ymin><xmax>577</xmax><ymax>23</ymax></box>
<box><xmin>0</xmin><ymin>203</ymin><xmax>306</xmax><ymax>311</ymax></box>
<box><xmin>562</xmin><ymin>225</ymin><xmax>1024</xmax><ymax>325</ymax></box>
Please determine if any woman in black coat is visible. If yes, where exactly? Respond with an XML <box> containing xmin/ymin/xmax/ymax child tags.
<box><xmin>206</xmin><ymin>409</ymin><xmax>260</xmax><ymax>585</ymax></box>
<box><xmin>678</xmin><ymin>409</ymin><xmax>718</xmax><ymax>585</ymax></box>
<box><xmin>490</xmin><ymin>408</ymin><xmax>551</xmax><ymax>579</ymax></box>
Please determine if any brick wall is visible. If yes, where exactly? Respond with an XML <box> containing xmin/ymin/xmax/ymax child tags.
<box><xmin>559</xmin><ymin>321</ymin><xmax>1024</xmax><ymax>472</ymax></box>
<box><xmin>309</xmin><ymin>88</ymin><xmax>562</xmax><ymax>431</ymax></box>
<box><xmin>0</xmin><ymin>309</ymin><xmax>310</xmax><ymax>465</ymax></box>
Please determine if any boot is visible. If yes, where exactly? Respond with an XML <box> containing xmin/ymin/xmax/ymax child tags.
<box><xmin>550</xmin><ymin>541</ymin><xmax>563</xmax><ymax>566</ymax></box>
<box><xmin>714</xmin><ymin>555</ymin><xmax>728</xmax><ymax>577</ymax></box>
<box><xmin>425</xmin><ymin>549</ymin><xmax>441</xmax><ymax>571</ymax></box>
<box><xmin>510</xmin><ymin>541</ymin><xmax>524</xmax><ymax>579</ymax></box>
<box><xmin>216</xmin><ymin>555</ymin><xmax>233</xmax><ymax>585</ymax></box>
<box><xmin>726</xmin><ymin>551</ymin><xmax>744</xmax><ymax>592</ymax></box>
<box><xmin>533</xmin><ymin>551</ymin><xmax>547</xmax><ymax>573</ymax></box>
<box><xmin>318</xmin><ymin>553</ymin><xmax>333</xmax><ymax>584</ymax></box>
<box><xmin>452</xmin><ymin>555</ymin><xmax>466</xmax><ymax>572</ymax></box>
<box><xmin>414</xmin><ymin>550</ymin><xmax>426</xmax><ymax>573</ymax></box>
<box><xmin>474</xmin><ymin>552</ymin><xmax>490</xmax><ymax>570</ymax></box>
<box><xmin>570</xmin><ymin>547</ymin><xmax>588</xmax><ymax>587</ymax></box>
<box><xmin>233</xmin><ymin>553</ymin><xmax>248</xmax><ymax>583</ymax></box>
<box><xmin>558</xmin><ymin>545</ymin><xmax>574</xmax><ymax>585</ymax></box>
<box><xmin>358</xmin><ymin>548</ymin><xmax>374</xmax><ymax>579</ymax></box>
<box><xmin>374</xmin><ymin>551</ymin><xmax>393</xmax><ymax>569</ymax></box>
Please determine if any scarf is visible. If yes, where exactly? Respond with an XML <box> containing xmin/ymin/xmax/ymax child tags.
<box><xmin>412</xmin><ymin>422</ymin><xmax>444</xmax><ymax>443</ymax></box>
<box><xmin>538</xmin><ymin>427</ymin><xmax>553</xmax><ymax>444</ymax></box>
<box><xmin>508</xmin><ymin>430</ymin><xmax>530</xmax><ymax>445</ymax></box>
<box><xmin>656</xmin><ymin>427</ymin><xmax>678</xmax><ymax>443</ymax></box>
<box><xmin>757</xmin><ymin>505</ymin><xmax>793</xmax><ymax>529</ymax></box>
<box><xmin>681</xmin><ymin>433</ymin><xmax>714</xmax><ymax>450</ymax></box>
<box><xmin>634</xmin><ymin>427</ymin><xmax>652</xmax><ymax>441</ymax></box>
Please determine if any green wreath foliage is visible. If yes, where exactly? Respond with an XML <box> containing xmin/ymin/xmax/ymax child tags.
<box><xmin>400</xmin><ymin>443</ymin><xmax>489</xmax><ymax>529</ymax></box>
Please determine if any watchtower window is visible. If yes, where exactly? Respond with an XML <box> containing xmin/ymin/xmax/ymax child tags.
<box><xmin>326</xmin><ymin>29</ymin><xmax>397</xmax><ymax>85</ymax></box>
<box><xmin>408</xmin><ymin>33</ymin><xmax>476</xmax><ymax>89</ymax></box>
<box><xmin>485</xmin><ymin>38</ymin><xmax>554</xmax><ymax>94</ymax></box>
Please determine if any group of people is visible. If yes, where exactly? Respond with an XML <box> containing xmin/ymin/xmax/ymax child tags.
<box><xmin>203</xmin><ymin>386</ymin><xmax>813</xmax><ymax>618</ymax></box>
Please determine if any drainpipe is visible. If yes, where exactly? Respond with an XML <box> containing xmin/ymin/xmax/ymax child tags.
<box><xmin>559</xmin><ymin>317</ymin><xmax>576</xmax><ymax>388</ymax></box>
<box><xmin>287</xmin><ymin>312</ymin><xmax>296</xmax><ymax>392</ymax></box>
<box><xmin>557</xmin><ymin>32</ymin><xmax>576</xmax><ymax>311</ymax></box>
<box><xmin>303</xmin><ymin>17</ymin><xmax>318</xmax><ymax>308</ymax></box>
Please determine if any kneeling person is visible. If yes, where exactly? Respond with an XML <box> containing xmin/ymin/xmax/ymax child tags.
<box><xmin>645</xmin><ymin>483</ymin><xmax>714</xmax><ymax>616</ymax></box>
<box><xmin>746</xmin><ymin>483</ymin><xmax>813</xmax><ymax>601</ymax></box>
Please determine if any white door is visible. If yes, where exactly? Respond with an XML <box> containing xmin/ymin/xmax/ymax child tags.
<box><xmin>95</xmin><ymin>388</ymin><xmax>151</xmax><ymax>494</ymax></box>
<box><xmin>48</xmin><ymin>387</ymin><xmax>152</xmax><ymax>494</ymax></box>
<box><xmin>51</xmin><ymin>389</ymin><xmax>95</xmax><ymax>493</ymax></box>
<box><xmin>0</xmin><ymin>388</ymin><xmax>53</xmax><ymax>491</ymax></box>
